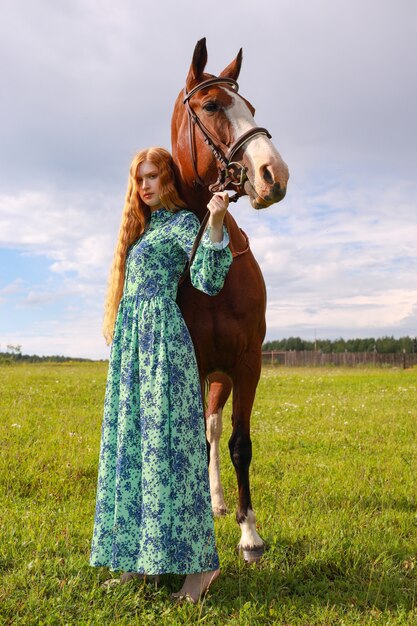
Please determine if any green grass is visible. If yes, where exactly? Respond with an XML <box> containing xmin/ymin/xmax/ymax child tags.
<box><xmin>1</xmin><ymin>363</ymin><xmax>416</xmax><ymax>625</ymax></box>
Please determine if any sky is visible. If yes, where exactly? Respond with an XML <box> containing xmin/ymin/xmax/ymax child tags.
<box><xmin>0</xmin><ymin>0</ymin><xmax>416</xmax><ymax>359</ymax></box>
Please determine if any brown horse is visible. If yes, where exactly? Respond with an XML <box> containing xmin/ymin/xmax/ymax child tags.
<box><xmin>172</xmin><ymin>39</ymin><xmax>289</xmax><ymax>562</ymax></box>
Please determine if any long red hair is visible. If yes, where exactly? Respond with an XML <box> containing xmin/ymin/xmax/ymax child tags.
<box><xmin>103</xmin><ymin>147</ymin><xmax>187</xmax><ymax>343</ymax></box>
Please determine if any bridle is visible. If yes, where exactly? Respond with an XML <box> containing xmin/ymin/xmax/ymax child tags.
<box><xmin>183</xmin><ymin>76</ymin><xmax>272</xmax><ymax>203</ymax></box>
<box><xmin>179</xmin><ymin>76</ymin><xmax>268</xmax><ymax>284</ymax></box>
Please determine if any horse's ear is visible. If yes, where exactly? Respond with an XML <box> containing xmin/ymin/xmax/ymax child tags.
<box><xmin>219</xmin><ymin>48</ymin><xmax>242</xmax><ymax>81</ymax></box>
<box><xmin>186</xmin><ymin>38</ymin><xmax>208</xmax><ymax>89</ymax></box>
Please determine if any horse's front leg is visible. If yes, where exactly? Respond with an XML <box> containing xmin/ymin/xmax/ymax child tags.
<box><xmin>229</xmin><ymin>357</ymin><xmax>264</xmax><ymax>563</ymax></box>
<box><xmin>206</xmin><ymin>373</ymin><xmax>232</xmax><ymax>516</ymax></box>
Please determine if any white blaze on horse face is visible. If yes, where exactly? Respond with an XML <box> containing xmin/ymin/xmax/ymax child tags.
<box><xmin>225</xmin><ymin>91</ymin><xmax>286</xmax><ymax>205</ymax></box>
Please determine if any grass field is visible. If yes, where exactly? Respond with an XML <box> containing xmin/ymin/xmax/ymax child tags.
<box><xmin>0</xmin><ymin>362</ymin><xmax>416</xmax><ymax>625</ymax></box>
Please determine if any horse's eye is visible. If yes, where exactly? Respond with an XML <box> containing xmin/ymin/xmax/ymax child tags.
<box><xmin>203</xmin><ymin>101</ymin><xmax>219</xmax><ymax>113</ymax></box>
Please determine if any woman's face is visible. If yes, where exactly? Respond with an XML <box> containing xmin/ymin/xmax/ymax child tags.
<box><xmin>137</xmin><ymin>160</ymin><xmax>163</xmax><ymax>210</ymax></box>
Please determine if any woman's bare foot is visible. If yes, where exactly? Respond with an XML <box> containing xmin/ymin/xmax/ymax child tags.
<box><xmin>171</xmin><ymin>569</ymin><xmax>220</xmax><ymax>603</ymax></box>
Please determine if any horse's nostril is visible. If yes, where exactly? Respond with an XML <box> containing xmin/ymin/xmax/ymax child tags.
<box><xmin>261</xmin><ymin>165</ymin><xmax>274</xmax><ymax>185</ymax></box>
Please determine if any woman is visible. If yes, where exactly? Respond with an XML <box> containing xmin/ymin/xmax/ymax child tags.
<box><xmin>90</xmin><ymin>147</ymin><xmax>232</xmax><ymax>603</ymax></box>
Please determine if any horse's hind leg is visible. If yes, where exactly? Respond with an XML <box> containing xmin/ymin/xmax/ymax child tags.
<box><xmin>206</xmin><ymin>373</ymin><xmax>232</xmax><ymax>516</ymax></box>
<box><xmin>229</xmin><ymin>356</ymin><xmax>264</xmax><ymax>563</ymax></box>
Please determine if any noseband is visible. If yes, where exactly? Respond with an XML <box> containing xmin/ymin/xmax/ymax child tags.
<box><xmin>183</xmin><ymin>77</ymin><xmax>271</xmax><ymax>203</ymax></box>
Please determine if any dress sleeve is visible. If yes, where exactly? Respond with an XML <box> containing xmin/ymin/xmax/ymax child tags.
<box><xmin>176</xmin><ymin>212</ymin><xmax>233</xmax><ymax>296</ymax></box>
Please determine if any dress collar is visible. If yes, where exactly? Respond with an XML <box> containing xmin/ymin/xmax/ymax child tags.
<box><xmin>150</xmin><ymin>207</ymin><xmax>171</xmax><ymax>222</ymax></box>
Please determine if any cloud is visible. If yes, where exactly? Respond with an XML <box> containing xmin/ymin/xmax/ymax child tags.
<box><xmin>0</xmin><ymin>189</ymin><xmax>121</xmax><ymax>283</ymax></box>
<box><xmin>2</xmin><ymin>310</ymin><xmax>110</xmax><ymax>360</ymax></box>
<box><xmin>0</xmin><ymin>0</ymin><xmax>416</xmax><ymax>356</ymax></box>
<box><xmin>0</xmin><ymin>278</ymin><xmax>23</xmax><ymax>295</ymax></box>
<box><xmin>1</xmin><ymin>1</ymin><xmax>416</xmax><ymax>189</ymax></box>
<box><xmin>0</xmin><ymin>279</ymin><xmax>24</xmax><ymax>303</ymax></box>
<box><xmin>229</xmin><ymin>179</ymin><xmax>417</xmax><ymax>340</ymax></box>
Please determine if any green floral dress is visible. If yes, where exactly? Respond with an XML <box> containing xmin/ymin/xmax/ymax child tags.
<box><xmin>90</xmin><ymin>208</ymin><xmax>233</xmax><ymax>574</ymax></box>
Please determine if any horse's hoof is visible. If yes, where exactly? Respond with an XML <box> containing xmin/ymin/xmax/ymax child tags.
<box><xmin>239</xmin><ymin>544</ymin><xmax>264</xmax><ymax>563</ymax></box>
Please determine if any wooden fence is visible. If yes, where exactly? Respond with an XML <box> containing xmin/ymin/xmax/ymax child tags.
<box><xmin>262</xmin><ymin>351</ymin><xmax>417</xmax><ymax>368</ymax></box>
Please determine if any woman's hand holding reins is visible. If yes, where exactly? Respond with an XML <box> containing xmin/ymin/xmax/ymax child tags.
<box><xmin>207</xmin><ymin>192</ymin><xmax>229</xmax><ymax>243</ymax></box>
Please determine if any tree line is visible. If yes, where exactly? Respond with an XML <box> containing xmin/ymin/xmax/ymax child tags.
<box><xmin>0</xmin><ymin>351</ymin><xmax>93</xmax><ymax>364</ymax></box>
<box><xmin>262</xmin><ymin>336</ymin><xmax>417</xmax><ymax>354</ymax></box>
<box><xmin>2</xmin><ymin>335</ymin><xmax>417</xmax><ymax>362</ymax></box>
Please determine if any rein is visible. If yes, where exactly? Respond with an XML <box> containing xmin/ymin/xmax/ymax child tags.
<box><xmin>179</xmin><ymin>212</ymin><xmax>210</xmax><ymax>285</ymax></box>
<box><xmin>183</xmin><ymin>77</ymin><xmax>271</xmax><ymax>201</ymax></box>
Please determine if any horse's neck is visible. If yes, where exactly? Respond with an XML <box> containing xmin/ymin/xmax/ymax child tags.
<box><xmin>180</xmin><ymin>185</ymin><xmax>211</xmax><ymax>221</ymax></box>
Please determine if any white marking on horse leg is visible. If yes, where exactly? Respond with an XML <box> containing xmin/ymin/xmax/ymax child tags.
<box><xmin>238</xmin><ymin>508</ymin><xmax>263</xmax><ymax>550</ymax></box>
<box><xmin>206</xmin><ymin>409</ymin><xmax>227</xmax><ymax>516</ymax></box>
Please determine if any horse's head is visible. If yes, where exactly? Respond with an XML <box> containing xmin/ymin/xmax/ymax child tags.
<box><xmin>171</xmin><ymin>38</ymin><xmax>289</xmax><ymax>211</ymax></box>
